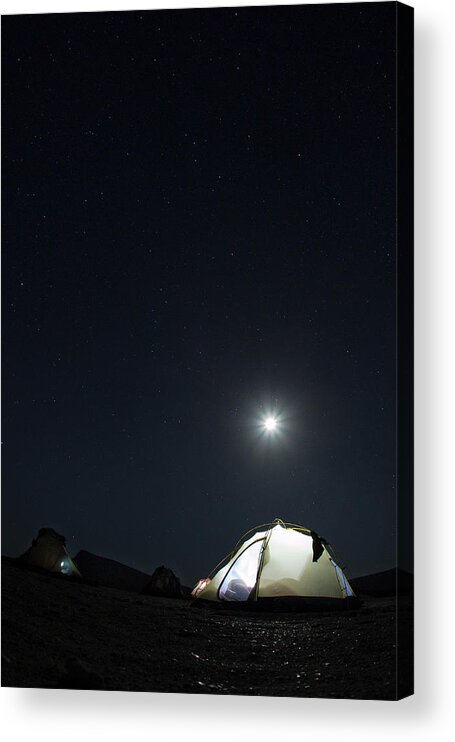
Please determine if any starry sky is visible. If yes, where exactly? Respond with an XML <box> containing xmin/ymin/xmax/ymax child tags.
<box><xmin>2</xmin><ymin>3</ymin><xmax>399</xmax><ymax>585</ymax></box>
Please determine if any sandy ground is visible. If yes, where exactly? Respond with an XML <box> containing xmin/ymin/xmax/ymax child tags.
<box><xmin>1</xmin><ymin>558</ymin><xmax>413</xmax><ymax>699</ymax></box>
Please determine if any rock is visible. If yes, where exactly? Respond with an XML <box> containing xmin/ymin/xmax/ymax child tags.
<box><xmin>141</xmin><ymin>565</ymin><xmax>183</xmax><ymax>598</ymax></box>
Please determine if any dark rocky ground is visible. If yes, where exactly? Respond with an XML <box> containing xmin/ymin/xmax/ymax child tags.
<box><xmin>1</xmin><ymin>558</ymin><xmax>413</xmax><ymax>699</ymax></box>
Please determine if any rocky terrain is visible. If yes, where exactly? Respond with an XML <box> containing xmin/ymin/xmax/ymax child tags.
<box><xmin>1</xmin><ymin>558</ymin><xmax>413</xmax><ymax>699</ymax></box>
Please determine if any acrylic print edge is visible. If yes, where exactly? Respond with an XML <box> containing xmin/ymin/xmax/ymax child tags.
<box><xmin>396</xmin><ymin>0</ymin><xmax>414</xmax><ymax>701</ymax></box>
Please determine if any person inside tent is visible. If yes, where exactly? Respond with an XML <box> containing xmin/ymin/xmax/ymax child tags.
<box><xmin>223</xmin><ymin>577</ymin><xmax>251</xmax><ymax>601</ymax></box>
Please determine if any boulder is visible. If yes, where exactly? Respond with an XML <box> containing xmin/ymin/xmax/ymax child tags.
<box><xmin>141</xmin><ymin>565</ymin><xmax>183</xmax><ymax>598</ymax></box>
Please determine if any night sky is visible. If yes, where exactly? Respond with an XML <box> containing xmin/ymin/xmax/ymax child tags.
<box><xmin>2</xmin><ymin>3</ymin><xmax>399</xmax><ymax>585</ymax></box>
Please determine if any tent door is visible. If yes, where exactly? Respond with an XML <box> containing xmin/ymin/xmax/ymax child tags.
<box><xmin>218</xmin><ymin>539</ymin><xmax>264</xmax><ymax>602</ymax></box>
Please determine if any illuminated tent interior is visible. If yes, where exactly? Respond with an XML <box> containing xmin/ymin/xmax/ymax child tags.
<box><xmin>192</xmin><ymin>519</ymin><xmax>356</xmax><ymax>606</ymax></box>
<box><xmin>18</xmin><ymin>528</ymin><xmax>81</xmax><ymax>577</ymax></box>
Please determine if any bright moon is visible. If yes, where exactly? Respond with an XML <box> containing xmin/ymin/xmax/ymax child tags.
<box><xmin>264</xmin><ymin>416</ymin><xmax>278</xmax><ymax>432</ymax></box>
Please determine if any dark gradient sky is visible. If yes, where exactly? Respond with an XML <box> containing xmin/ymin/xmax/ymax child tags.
<box><xmin>2</xmin><ymin>3</ymin><xmax>399</xmax><ymax>585</ymax></box>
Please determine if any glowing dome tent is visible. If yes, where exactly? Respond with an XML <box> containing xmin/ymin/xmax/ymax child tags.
<box><xmin>192</xmin><ymin>519</ymin><xmax>356</xmax><ymax>607</ymax></box>
<box><xmin>18</xmin><ymin>528</ymin><xmax>81</xmax><ymax>577</ymax></box>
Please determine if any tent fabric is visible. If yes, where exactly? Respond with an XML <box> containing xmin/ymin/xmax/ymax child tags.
<box><xmin>18</xmin><ymin>528</ymin><xmax>81</xmax><ymax>577</ymax></box>
<box><xmin>311</xmin><ymin>531</ymin><xmax>324</xmax><ymax>563</ymax></box>
<box><xmin>192</xmin><ymin>520</ymin><xmax>355</xmax><ymax>604</ymax></box>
